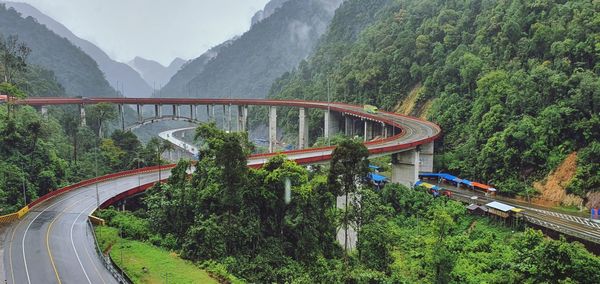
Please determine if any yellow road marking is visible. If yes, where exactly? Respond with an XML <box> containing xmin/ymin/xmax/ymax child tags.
<box><xmin>47</xmin><ymin>199</ymin><xmax>86</xmax><ymax>284</ymax></box>
<box><xmin>9</xmin><ymin>216</ymin><xmax>24</xmax><ymax>284</ymax></box>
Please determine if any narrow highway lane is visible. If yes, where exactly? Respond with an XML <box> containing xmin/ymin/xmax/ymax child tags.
<box><xmin>5</xmin><ymin>171</ymin><xmax>169</xmax><ymax>284</ymax></box>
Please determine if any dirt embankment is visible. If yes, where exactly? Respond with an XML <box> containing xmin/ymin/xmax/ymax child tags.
<box><xmin>531</xmin><ymin>152</ymin><xmax>583</xmax><ymax>208</ymax></box>
<box><xmin>394</xmin><ymin>83</ymin><xmax>422</xmax><ymax>115</ymax></box>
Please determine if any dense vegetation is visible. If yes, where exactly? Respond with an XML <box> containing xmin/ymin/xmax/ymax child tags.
<box><xmin>98</xmin><ymin>123</ymin><xmax>600</xmax><ymax>283</ymax></box>
<box><xmin>0</xmin><ymin>102</ymin><xmax>170</xmax><ymax>212</ymax></box>
<box><xmin>160</xmin><ymin>0</ymin><xmax>342</xmax><ymax>99</ymax></box>
<box><xmin>0</xmin><ymin>4</ymin><xmax>117</xmax><ymax>98</ymax></box>
<box><xmin>269</xmin><ymin>0</ymin><xmax>600</xmax><ymax>201</ymax></box>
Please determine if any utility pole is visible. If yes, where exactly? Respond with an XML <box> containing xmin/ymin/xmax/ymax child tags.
<box><xmin>94</xmin><ymin>142</ymin><xmax>100</xmax><ymax>208</ymax></box>
<box><xmin>327</xmin><ymin>77</ymin><xmax>331</xmax><ymax>146</ymax></box>
<box><xmin>22</xmin><ymin>175</ymin><xmax>26</xmax><ymax>205</ymax></box>
<box><xmin>157</xmin><ymin>144</ymin><xmax>162</xmax><ymax>185</ymax></box>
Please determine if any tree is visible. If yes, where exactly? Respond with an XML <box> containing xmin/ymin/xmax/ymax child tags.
<box><xmin>0</xmin><ymin>35</ymin><xmax>30</xmax><ymax>83</ymax></box>
<box><xmin>86</xmin><ymin>103</ymin><xmax>117</xmax><ymax>138</ymax></box>
<box><xmin>327</xmin><ymin>139</ymin><xmax>369</xmax><ymax>261</ymax></box>
<box><xmin>0</xmin><ymin>82</ymin><xmax>26</xmax><ymax>120</ymax></box>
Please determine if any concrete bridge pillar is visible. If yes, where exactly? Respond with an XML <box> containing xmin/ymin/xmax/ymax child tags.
<box><xmin>40</xmin><ymin>105</ymin><xmax>48</xmax><ymax>119</ymax></box>
<box><xmin>298</xmin><ymin>107</ymin><xmax>309</xmax><ymax>149</ymax></box>
<box><xmin>172</xmin><ymin>105</ymin><xmax>179</xmax><ymax>119</ymax></box>
<box><xmin>391</xmin><ymin>149</ymin><xmax>420</xmax><ymax>188</ymax></box>
<box><xmin>344</xmin><ymin>115</ymin><xmax>353</xmax><ymax>136</ymax></box>
<box><xmin>190</xmin><ymin>105</ymin><xmax>196</xmax><ymax>121</ymax></box>
<box><xmin>136</xmin><ymin>105</ymin><xmax>143</xmax><ymax>123</ymax></box>
<box><xmin>227</xmin><ymin>104</ymin><xmax>232</xmax><ymax>132</ymax></box>
<box><xmin>206</xmin><ymin>105</ymin><xmax>217</xmax><ymax>122</ymax></box>
<box><xmin>155</xmin><ymin>104</ymin><xmax>162</xmax><ymax>118</ymax></box>
<box><xmin>364</xmin><ymin>120</ymin><xmax>373</xmax><ymax>142</ymax></box>
<box><xmin>419</xmin><ymin>142</ymin><xmax>434</xmax><ymax>173</ymax></box>
<box><xmin>118</xmin><ymin>104</ymin><xmax>125</xmax><ymax>131</ymax></box>
<box><xmin>79</xmin><ymin>105</ymin><xmax>86</xmax><ymax>127</ymax></box>
<box><xmin>238</xmin><ymin>105</ymin><xmax>248</xmax><ymax>132</ymax></box>
<box><xmin>269</xmin><ymin>106</ymin><xmax>277</xmax><ymax>153</ymax></box>
<box><xmin>382</xmin><ymin>123</ymin><xmax>388</xmax><ymax>138</ymax></box>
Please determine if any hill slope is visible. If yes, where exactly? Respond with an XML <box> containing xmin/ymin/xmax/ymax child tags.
<box><xmin>269</xmin><ymin>0</ymin><xmax>600</xmax><ymax>201</ymax></box>
<box><xmin>3</xmin><ymin>2</ymin><xmax>152</xmax><ymax>98</ymax></box>
<box><xmin>0</xmin><ymin>4</ymin><xmax>117</xmax><ymax>98</ymax></box>
<box><xmin>160</xmin><ymin>0</ymin><xmax>342</xmax><ymax>99</ymax></box>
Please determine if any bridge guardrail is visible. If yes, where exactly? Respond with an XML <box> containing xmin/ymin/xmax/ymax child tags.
<box><xmin>87</xmin><ymin>218</ymin><xmax>133</xmax><ymax>284</ymax></box>
<box><xmin>0</xmin><ymin>164</ymin><xmax>177</xmax><ymax>223</ymax></box>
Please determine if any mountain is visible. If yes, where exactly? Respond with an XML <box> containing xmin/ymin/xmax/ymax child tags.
<box><xmin>128</xmin><ymin>56</ymin><xmax>185</xmax><ymax>89</ymax></box>
<box><xmin>0</xmin><ymin>4</ymin><xmax>117</xmax><ymax>97</ymax></box>
<box><xmin>3</xmin><ymin>1</ymin><xmax>152</xmax><ymax>98</ymax></box>
<box><xmin>158</xmin><ymin>40</ymin><xmax>233</xmax><ymax>97</ymax></box>
<box><xmin>251</xmin><ymin>0</ymin><xmax>290</xmax><ymax>26</ymax></box>
<box><xmin>269</xmin><ymin>0</ymin><xmax>600</xmax><ymax>206</ymax></box>
<box><xmin>160</xmin><ymin>0</ymin><xmax>343</xmax><ymax>99</ymax></box>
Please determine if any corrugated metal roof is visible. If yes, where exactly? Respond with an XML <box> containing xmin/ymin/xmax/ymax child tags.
<box><xmin>486</xmin><ymin>201</ymin><xmax>515</xmax><ymax>212</ymax></box>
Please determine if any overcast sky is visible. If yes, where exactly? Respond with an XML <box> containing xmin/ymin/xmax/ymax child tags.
<box><xmin>14</xmin><ymin>0</ymin><xmax>271</xmax><ymax>65</ymax></box>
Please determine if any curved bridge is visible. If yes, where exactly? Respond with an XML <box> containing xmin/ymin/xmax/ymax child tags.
<box><xmin>4</xmin><ymin>97</ymin><xmax>441</xmax><ymax>284</ymax></box>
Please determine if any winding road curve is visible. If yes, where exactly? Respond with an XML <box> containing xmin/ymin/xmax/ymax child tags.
<box><xmin>3</xmin><ymin>98</ymin><xmax>441</xmax><ymax>284</ymax></box>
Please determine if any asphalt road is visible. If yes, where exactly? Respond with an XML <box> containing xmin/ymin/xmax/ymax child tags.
<box><xmin>4</xmin><ymin>171</ymin><xmax>169</xmax><ymax>284</ymax></box>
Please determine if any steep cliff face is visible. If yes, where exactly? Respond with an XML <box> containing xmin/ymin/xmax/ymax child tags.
<box><xmin>3</xmin><ymin>1</ymin><xmax>151</xmax><ymax>97</ymax></box>
<box><xmin>160</xmin><ymin>0</ymin><xmax>343</xmax><ymax>99</ymax></box>
<box><xmin>251</xmin><ymin>0</ymin><xmax>290</xmax><ymax>26</ymax></box>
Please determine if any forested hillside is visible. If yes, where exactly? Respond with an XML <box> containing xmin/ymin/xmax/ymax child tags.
<box><xmin>98</xmin><ymin>125</ymin><xmax>600</xmax><ymax>283</ymax></box>
<box><xmin>0</xmin><ymin>4</ymin><xmax>117</xmax><ymax>98</ymax></box>
<box><xmin>159</xmin><ymin>0</ymin><xmax>342</xmax><ymax>99</ymax></box>
<box><xmin>270</xmin><ymin>0</ymin><xmax>600</xmax><ymax>204</ymax></box>
<box><xmin>0</xmin><ymin>35</ymin><xmax>163</xmax><ymax>213</ymax></box>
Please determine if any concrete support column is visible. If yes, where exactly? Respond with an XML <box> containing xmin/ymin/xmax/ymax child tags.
<box><xmin>207</xmin><ymin>104</ymin><xmax>215</xmax><ymax>122</ymax></box>
<box><xmin>391</xmin><ymin>149</ymin><xmax>420</xmax><ymax>188</ymax></box>
<box><xmin>419</xmin><ymin>142</ymin><xmax>434</xmax><ymax>173</ymax></box>
<box><xmin>237</xmin><ymin>105</ymin><xmax>248</xmax><ymax>132</ymax></box>
<box><xmin>382</xmin><ymin>123</ymin><xmax>388</xmax><ymax>138</ymax></box>
<box><xmin>172</xmin><ymin>105</ymin><xmax>178</xmax><ymax>119</ymax></box>
<box><xmin>269</xmin><ymin>106</ymin><xmax>277</xmax><ymax>153</ymax></box>
<box><xmin>222</xmin><ymin>105</ymin><xmax>227</xmax><ymax>130</ymax></box>
<box><xmin>79</xmin><ymin>105</ymin><xmax>86</xmax><ymax>127</ymax></box>
<box><xmin>345</xmin><ymin>116</ymin><xmax>353</xmax><ymax>136</ymax></box>
<box><xmin>155</xmin><ymin>104</ymin><xmax>162</xmax><ymax>118</ymax></box>
<box><xmin>227</xmin><ymin>104</ymin><xmax>232</xmax><ymax>132</ymax></box>
<box><xmin>298</xmin><ymin>107</ymin><xmax>309</xmax><ymax>149</ymax></box>
<box><xmin>364</xmin><ymin>120</ymin><xmax>373</xmax><ymax>142</ymax></box>
<box><xmin>324</xmin><ymin>110</ymin><xmax>330</xmax><ymax>139</ymax></box>
<box><xmin>40</xmin><ymin>105</ymin><xmax>48</xmax><ymax>119</ymax></box>
<box><xmin>136</xmin><ymin>105</ymin><xmax>143</xmax><ymax>123</ymax></box>
<box><xmin>118</xmin><ymin>104</ymin><xmax>125</xmax><ymax>131</ymax></box>
<box><xmin>190</xmin><ymin>105</ymin><xmax>196</xmax><ymax>121</ymax></box>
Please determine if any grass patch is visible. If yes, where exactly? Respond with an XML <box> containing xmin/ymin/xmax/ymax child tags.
<box><xmin>95</xmin><ymin>226</ymin><xmax>218</xmax><ymax>284</ymax></box>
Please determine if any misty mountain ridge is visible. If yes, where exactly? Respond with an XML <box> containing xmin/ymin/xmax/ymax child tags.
<box><xmin>160</xmin><ymin>0</ymin><xmax>343</xmax><ymax>100</ymax></box>
<box><xmin>0</xmin><ymin>4</ymin><xmax>118</xmax><ymax>98</ymax></box>
<box><xmin>3</xmin><ymin>1</ymin><xmax>153</xmax><ymax>98</ymax></box>
<box><xmin>251</xmin><ymin>0</ymin><xmax>290</xmax><ymax>26</ymax></box>
<box><xmin>128</xmin><ymin>56</ymin><xmax>186</xmax><ymax>89</ymax></box>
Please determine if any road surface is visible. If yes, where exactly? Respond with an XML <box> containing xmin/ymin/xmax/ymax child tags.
<box><xmin>3</xmin><ymin>171</ymin><xmax>168</xmax><ymax>284</ymax></box>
